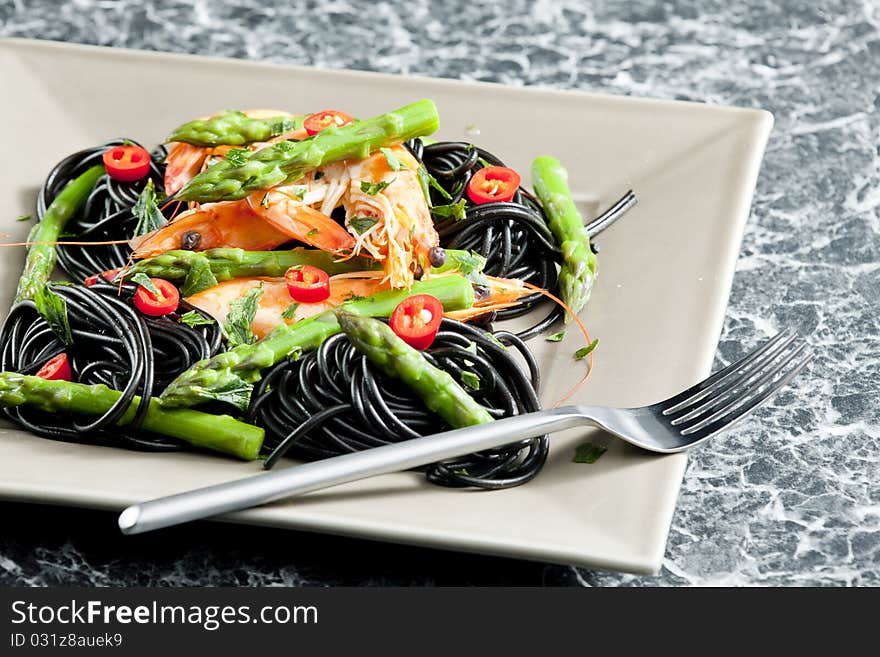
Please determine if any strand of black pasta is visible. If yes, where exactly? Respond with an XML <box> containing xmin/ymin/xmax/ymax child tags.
<box><xmin>0</xmin><ymin>282</ymin><xmax>221</xmax><ymax>450</ymax></box>
<box><xmin>249</xmin><ymin>319</ymin><xmax>548</xmax><ymax>490</ymax></box>
<box><xmin>408</xmin><ymin>140</ymin><xmax>564</xmax><ymax>339</ymax></box>
<box><xmin>37</xmin><ymin>139</ymin><xmax>170</xmax><ymax>282</ymax></box>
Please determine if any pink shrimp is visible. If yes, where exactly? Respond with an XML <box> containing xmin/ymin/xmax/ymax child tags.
<box><xmin>184</xmin><ymin>272</ymin><xmax>531</xmax><ymax>340</ymax></box>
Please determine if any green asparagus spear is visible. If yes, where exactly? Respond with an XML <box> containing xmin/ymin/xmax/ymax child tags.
<box><xmin>530</xmin><ymin>156</ymin><xmax>598</xmax><ymax>322</ymax></box>
<box><xmin>0</xmin><ymin>372</ymin><xmax>263</xmax><ymax>460</ymax></box>
<box><xmin>166</xmin><ymin>111</ymin><xmax>304</xmax><ymax>147</ymax></box>
<box><xmin>177</xmin><ymin>99</ymin><xmax>440</xmax><ymax>202</ymax></box>
<box><xmin>159</xmin><ymin>274</ymin><xmax>475</xmax><ymax>410</ymax></box>
<box><xmin>124</xmin><ymin>247</ymin><xmax>480</xmax><ymax>292</ymax></box>
<box><xmin>15</xmin><ymin>165</ymin><xmax>104</xmax><ymax>302</ymax></box>
<box><xmin>336</xmin><ymin>311</ymin><xmax>494</xmax><ymax>428</ymax></box>
<box><xmin>124</xmin><ymin>248</ymin><xmax>381</xmax><ymax>287</ymax></box>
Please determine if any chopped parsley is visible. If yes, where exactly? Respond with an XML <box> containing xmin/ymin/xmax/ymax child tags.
<box><xmin>575</xmin><ymin>339</ymin><xmax>599</xmax><ymax>360</ymax></box>
<box><xmin>281</xmin><ymin>302</ymin><xmax>300</xmax><ymax>320</ymax></box>
<box><xmin>546</xmin><ymin>331</ymin><xmax>566</xmax><ymax>343</ymax></box>
<box><xmin>16</xmin><ymin>214</ymin><xmax>31</xmax><ymax>222</ymax></box>
<box><xmin>431</xmin><ymin>199</ymin><xmax>467</xmax><ymax>221</ymax></box>
<box><xmin>306</xmin><ymin>228</ymin><xmax>320</xmax><ymax>237</ymax></box>
<box><xmin>130</xmin><ymin>273</ymin><xmax>160</xmax><ymax>296</ymax></box>
<box><xmin>222</xmin><ymin>285</ymin><xmax>263</xmax><ymax>348</ymax></box>
<box><xmin>224</xmin><ymin>148</ymin><xmax>250</xmax><ymax>166</ymax></box>
<box><xmin>572</xmin><ymin>442</ymin><xmax>607</xmax><ymax>464</ymax></box>
<box><xmin>179</xmin><ymin>310</ymin><xmax>215</xmax><ymax>327</ymax></box>
<box><xmin>260</xmin><ymin>192</ymin><xmax>270</xmax><ymax>208</ymax></box>
<box><xmin>349</xmin><ymin>216</ymin><xmax>379</xmax><ymax>234</ymax></box>
<box><xmin>132</xmin><ymin>179</ymin><xmax>166</xmax><ymax>238</ymax></box>
<box><xmin>460</xmin><ymin>371</ymin><xmax>481</xmax><ymax>390</ymax></box>
<box><xmin>360</xmin><ymin>179</ymin><xmax>393</xmax><ymax>196</ymax></box>
<box><xmin>380</xmin><ymin>147</ymin><xmax>405</xmax><ymax>171</ymax></box>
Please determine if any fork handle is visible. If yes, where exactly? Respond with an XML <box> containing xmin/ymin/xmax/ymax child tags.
<box><xmin>118</xmin><ymin>406</ymin><xmax>590</xmax><ymax>535</ymax></box>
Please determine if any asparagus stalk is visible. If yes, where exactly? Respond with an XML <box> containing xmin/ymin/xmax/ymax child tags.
<box><xmin>159</xmin><ymin>274</ymin><xmax>475</xmax><ymax>409</ymax></box>
<box><xmin>177</xmin><ymin>99</ymin><xmax>440</xmax><ymax>202</ymax></box>
<box><xmin>124</xmin><ymin>247</ymin><xmax>477</xmax><ymax>287</ymax></box>
<box><xmin>15</xmin><ymin>165</ymin><xmax>104</xmax><ymax>302</ymax></box>
<box><xmin>167</xmin><ymin>111</ymin><xmax>303</xmax><ymax>147</ymax></box>
<box><xmin>530</xmin><ymin>156</ymin><xmax>598</xmax><ymax>322</ymax></box>
<box><xmin>336</xmin><ymin>311</ymin><xmax>494</xmax><ymax>428</ymax></box>
<box><xmin>124</xmin><ymin>248</ymin><xmax>381</xmax><ymax>284</ymax></box>
<box><xmin>0</xmin><ymin>372</ymin><xmax>263</xmax><ymax>460</ymax></box>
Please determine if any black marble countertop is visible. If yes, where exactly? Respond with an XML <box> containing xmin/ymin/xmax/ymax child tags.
<box><xmin>1</xmin><ymin>0</ymin><xmax>877</xmax><ymax>586</ymax></box>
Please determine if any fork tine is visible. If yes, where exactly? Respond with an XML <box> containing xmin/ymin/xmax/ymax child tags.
<box><xmin>670</xmin><ymin>339</ymin><xmax>808</xmax><ymax>425</ymax></box>
<box><xmin>679</xmin><ymin>348</ymin><xmax>813</xmax><ymax>437</ymax></box>
<box><xmin>661</xmin><ymin>330</ymin><xmax>795</xmax><ymax>415</ymax></box>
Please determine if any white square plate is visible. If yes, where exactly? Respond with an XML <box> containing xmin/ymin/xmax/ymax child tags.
<box><xmin>0</xmin><ymin>39</ymin><xmax>771</xmax><ymax>573</ymax></box>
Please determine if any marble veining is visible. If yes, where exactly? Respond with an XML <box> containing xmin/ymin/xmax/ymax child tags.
<box><xmin>1</xmin><ymin>0</ymin><xmax>878</xmax><ymax>586</ymax></box>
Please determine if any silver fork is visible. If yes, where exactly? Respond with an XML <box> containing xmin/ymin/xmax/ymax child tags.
<box><xmin>118</xmin><ymin>331</ymin><xmax>812</xmax><ymax>535</ymax></box>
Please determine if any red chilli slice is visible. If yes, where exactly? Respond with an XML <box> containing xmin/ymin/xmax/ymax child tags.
<box><xmin>303</xmin><ymin>110</ymin><xmax>355</xmax><ymax>136</ymax></box>
<box><xmin>390</xmin><ymin>294</ymin><xmax>443</xmax><ymax>350</ymax></box>
<box><xmin>467</xmin><ymin>166</ymin><xmax>521</xmax><ymax>204</ymax></box>
<box><xmin>36</xmin><ymin>353</ymin><xmax>72</xmax><ymax>381</ymax></box>
<box><xmin>285</xmin><ymin>265</ymin><xmax>330</xmax><ymax>303</ymax></box>
<box><xmin>133</xmin><ymin>278</ymin><xmax>180</xmax><ymax>317</ymax></box>
<box><xmin>102</xmin><ymin>145</ymin><xmax>151</xmax><ymax>182</ymax></box>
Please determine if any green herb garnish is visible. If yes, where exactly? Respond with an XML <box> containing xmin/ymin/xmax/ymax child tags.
<box><xmin>132</xmin><ymin>179</ymin><xmax>166</xmax><ymax>238</ymax></box>
<box><xmin>431</xmin><ymin>199</ymin><xmax>467</xmax><ymax>221</ymax></box>
<box><xmin>130</xmin><ymin>273</ymin><xmax>160</xmax><ymax>296</ymax></box>
<box><xmin>34</xmin><ymin>286</ymin><xmax>72</xmax><ymax>345</ymax></box>
<box><xmin>461</xmin><ymin>371</ymin><xmax>481</xmax><ymax>390</ymax></box>
<box><xmin>16</xmin><ymin>214</ymin><xmax>31</xmax><ymax>222</ymax></box>
<box><xmin>306</xmin><ymin>228</ymin><xmax>320</xmax><ymax>237</ymax></box>
<box><xmin>195</xmin><ymin>373</ymin><xmax>253</xmax><ymax>410</ymax></box>
<box><xmin>575</xmin><ymin>338</ymin><xmax>599</xmax><ymax>360</ymax></box>
<box><xmin>360</xmin><ymin>179</ymin><xmax>393</xmax><ymax>196</ymax></box>
<box><xmin>222</xmin><ymin>285</ymin><xmax>263</xmax><ymax>348</ymax></box>
<box><xmin>281</xmin><ymin>302</ymin><xmax>300</xmax><ymax>320</ymax></box>
<box><xmin>446</xmin><ymin>250</ymin><xmax>486</xmax><ymax>276</ymax></box>
<box><xmin>573</xmin><ymin>442</ymin><xmax>607</xmax><ymax>464</ymax></box>
<box><xmin>546</xmin><ymin>331</ymin><xmax>566</xmax><ymax>343</ymax></box>
<box><xmin>314</xmin><ymin>171</ymin><xmax>325</xmax><ymax>180</ymax></box>
<box><xmin>260</xmin><ymin>192</ymin><xmax>270</xmax><ymax>208</ymax></box>
<box><xmin>380</xmin><ymin>147</ymin><xmax>405</xmax><ymax>171</ymax></box>
<box><xmin>180</xmin><ymin>254</ymin><xmax>219</xmax><ymax>296</ymax></box>
<box><xmin>288</xmin><ymin>185</ymin><xmax>308</xmax><ymax>199</ymax></box>
<box><xmin>349</xmin><ymin>216</ymin><xmax>379</xmax><ymax>234</ymax></box>
<box><xmin>179</xmin><ymin>310</ymin><xmax>215</xmax><ymax>327</ymax></box>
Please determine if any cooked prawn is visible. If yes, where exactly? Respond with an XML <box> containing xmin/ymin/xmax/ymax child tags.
<box><xmin>342</xmin><ymin>146</ymin><xmax>438</xmax><ymax>288</ymax></box>
<box><xmin>186</xmin><ymin>272</ymin><xmax>390</xmax><ymax>339</ymax></box>
<box><xmin>184</xmin><ymin>271</ymin><xmax>531</xmax><ymax>340</ymax></box>
<box><xmin>130</xmin><ymin>201</ymin><xmax>295</xmax><ymax>258</ymax></box>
